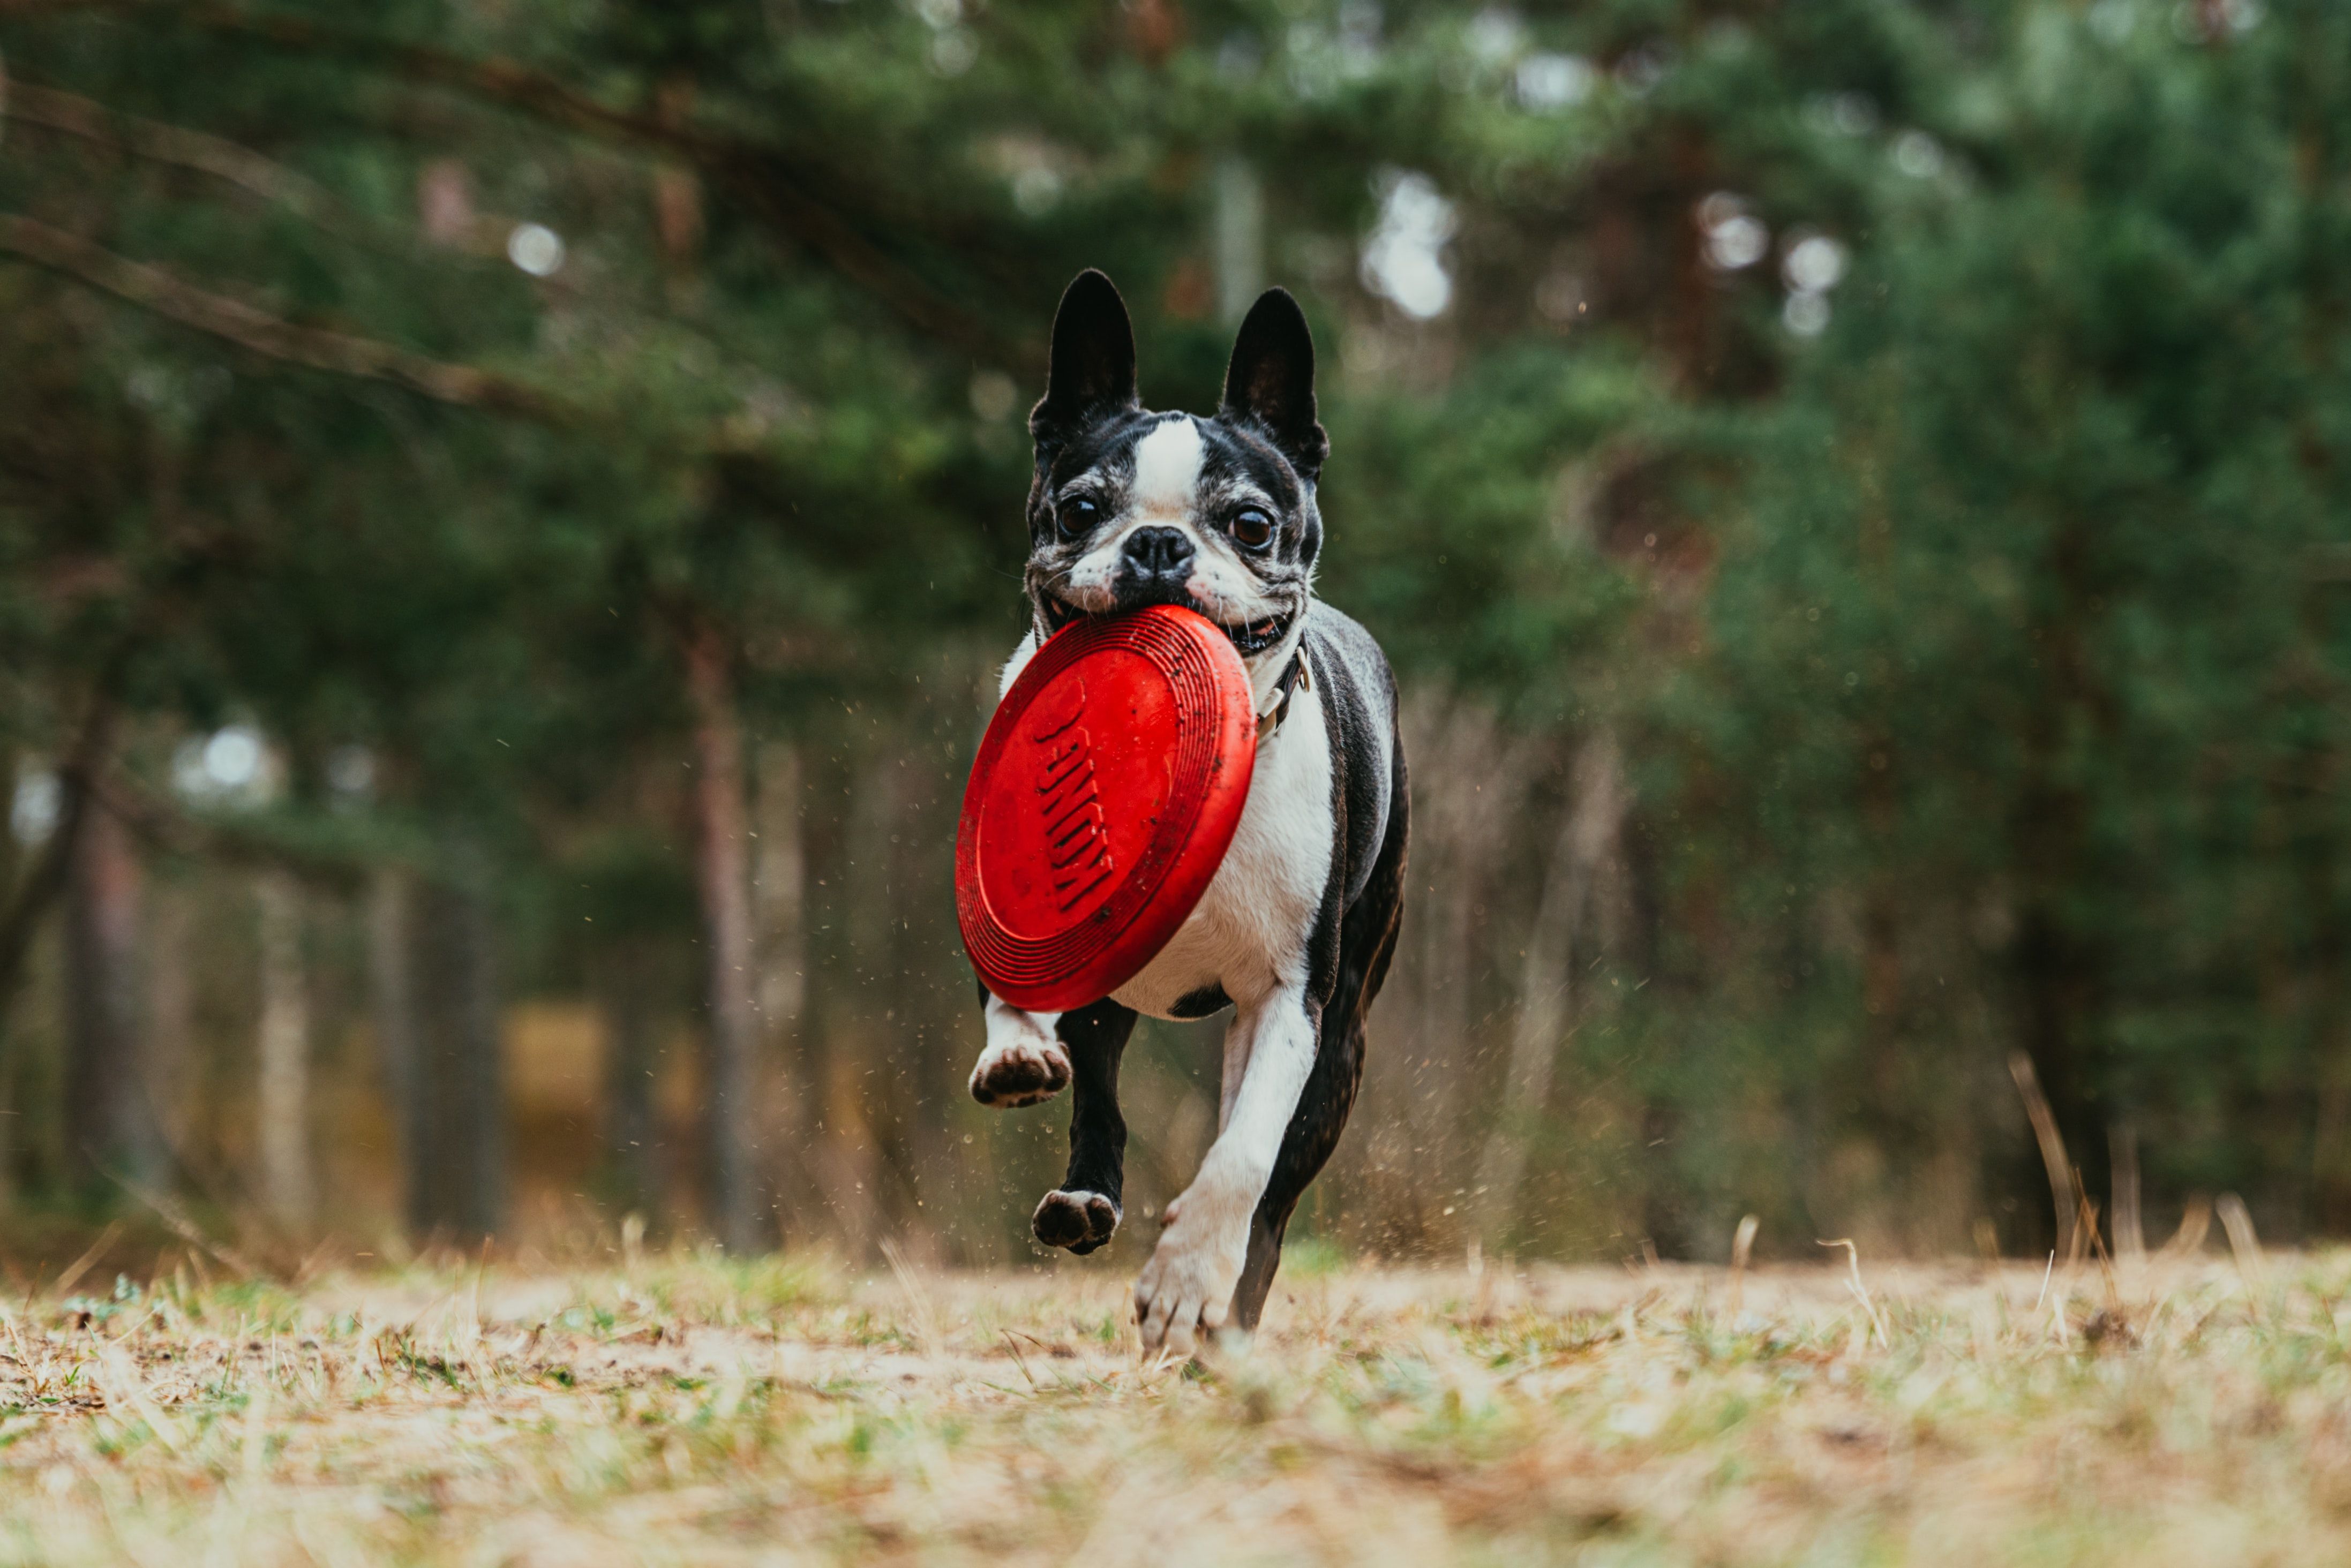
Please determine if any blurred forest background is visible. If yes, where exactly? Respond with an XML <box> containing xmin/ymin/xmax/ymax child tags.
<box><xmin>0</xmin><ymin>0</ymin><xmax>2344</xmax><ymax>1271</ymax></box>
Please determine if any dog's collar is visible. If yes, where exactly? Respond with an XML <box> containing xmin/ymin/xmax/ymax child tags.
<box><xmin>1255</xmin><ymin>647</ymin><xmax>1310</xmax><ymax>743</ymax></box>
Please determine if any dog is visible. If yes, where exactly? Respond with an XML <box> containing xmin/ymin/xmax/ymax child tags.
<box><xmin>965</xmin><ymin>269</ymin><xmax>1409</xmax><ymax>1356</ymax></box>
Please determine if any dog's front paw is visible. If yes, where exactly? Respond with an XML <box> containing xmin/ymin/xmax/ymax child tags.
<box><xmin>1033</xmin><ymin>1189</ymin><xmax>1120</xmax><ymax>1253</ymax></box>
<box><xmin>969</xmin><ymin>1035</ymin><xmax>1071</xmax><ymax>1107</ymax></box>
<box><xmin>1133</xmin><ymin>1191</ymin><xmax>1249</xmax><ymax>1359</ymax></box>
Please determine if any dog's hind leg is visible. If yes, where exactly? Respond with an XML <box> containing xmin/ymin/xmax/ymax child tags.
<box><xmin>1031</xmin><ymin>997</ymin><xmax>1138</xmax><ymax>1254</ymax></box>
<box><xmin>1229</xmin><ymin>749</ymin><xmax>1409</xmax><ymax>1333</ymax></box>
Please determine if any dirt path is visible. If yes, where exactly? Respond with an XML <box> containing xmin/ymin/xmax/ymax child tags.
<box><xmin>0</xmin><ymin>1250</ymin><xmax>2338</xmax><ymax>1565</ymax></box>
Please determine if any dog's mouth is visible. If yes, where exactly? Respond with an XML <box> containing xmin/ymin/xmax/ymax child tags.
<box><xmin>1042</xmin><ymin>593</ymin><xmax>1294</xmax><ymax>657</ymax></box>
<box><xmin>1218</xmin><ymin>613</ymin><xmax>1293</xmax><ymax>655</ymax></box>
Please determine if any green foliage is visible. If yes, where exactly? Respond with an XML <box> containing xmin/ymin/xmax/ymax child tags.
<box><xmin>1</xmin><ymin>0</ymin><xmax>2348</xmax><ymax>1255</ymax></box>
<box><xmin>1672</xmin><ymin>0</ymin><xmax>2351</xmax><ymax>1238</ymax></box>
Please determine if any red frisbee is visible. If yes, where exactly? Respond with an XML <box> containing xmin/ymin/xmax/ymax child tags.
<box><xmin>956</xmin><ymin>605</ymin><xmax>1257</xmax><ymax>1012</ymax></box>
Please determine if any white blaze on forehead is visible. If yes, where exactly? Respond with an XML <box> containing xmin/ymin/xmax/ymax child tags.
<box><xmin>1129</xmin><ymin>417</ymin><xmax>1204</xmax><ymax>517</ymax></box>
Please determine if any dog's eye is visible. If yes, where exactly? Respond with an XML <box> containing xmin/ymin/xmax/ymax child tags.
<box><xmin>1057</xmin><ymin>496</ymin><xmax>1102</xmax><ymax>537</ymax></box>
<box><xmin>1230</xmin><ymin>508</ymin><xmax>1275</xmax><ymax>551</ymax></box>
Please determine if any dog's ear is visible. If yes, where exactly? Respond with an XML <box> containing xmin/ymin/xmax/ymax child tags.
<box><xmin>1220</xmin><ymin>287</ymin><xmax>1328</xmax><ymax>480</ymax></box>
<box><xmin>1031</xmin><ymin>270</ymin><xmax>1138</xmax><ymax>449</ymax></box>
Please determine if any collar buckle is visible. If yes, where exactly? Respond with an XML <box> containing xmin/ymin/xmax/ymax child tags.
<box><xmin>1255</xmin><ymin>649</ymin><xmax>1310</xmax><ymax>743</ymax></box>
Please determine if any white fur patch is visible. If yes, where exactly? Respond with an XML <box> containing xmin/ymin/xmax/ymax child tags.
<box><xmin>1000</xmin><ymin>630</ymin><xmax>1040</xmax><ymax>696</ymax></box>
<box><xmin>979</xmin><ymin>993</ymin><xmax>1062</xmax><ymax>1054</ymax></box>
<box><xmin>1129</xmin><ymin>416</ymin><xmax>1204</xmax><ymax>516</ymax></box>
<box><xmin>1183</xmin><ymin>548</ymin><xmax>1286</xmax><ymax>631</ymax></box>
<box><xmin>969</xmin><ymin>993</ymin><xmax>1068</xmax><ymax>1106</ymax></box>
<box><xmin>1112</xmin><ymin>678</ymin><xmax>1333</xmax><ymax>1021</ymax></box>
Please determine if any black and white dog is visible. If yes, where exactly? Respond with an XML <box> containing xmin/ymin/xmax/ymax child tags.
<box><xmin>967</xmin><ymin>270</ymin><xmax>1409</xmax><ymax>1356</ymax></box>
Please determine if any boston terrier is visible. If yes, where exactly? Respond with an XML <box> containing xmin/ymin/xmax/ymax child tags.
<box><xmin>966</xmin><ymin>270</ymin><xmax>1410</xmax><ymax>1356</ymax></box>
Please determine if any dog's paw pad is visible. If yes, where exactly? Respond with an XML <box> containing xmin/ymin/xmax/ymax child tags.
<box><xmin>1033</xmin><ymin>1189</ymin><xmax>1120</xmax><ymax>1252</ymax></box>
<box><xmin>970</xmin><ymin>1039</ymin><xmax>1071</xmax><ymax>1107</ymax></box>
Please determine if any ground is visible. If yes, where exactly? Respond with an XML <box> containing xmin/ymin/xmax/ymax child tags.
<box><xmin>0</xmin><ymin>1240</ymin><xmax>2346</xmax><ymax>1565</ymax></box>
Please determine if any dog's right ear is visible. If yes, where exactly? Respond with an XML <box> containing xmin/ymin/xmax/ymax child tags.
<box><xmin>1030</xmin><ymin>270</ymin><xmax>1138</xmax><ymax>451</ymax></box>
<box><xmin>1220</xmin><ymin>287</ymin><xmax>1328</xmax><ymax>481</ymax></box>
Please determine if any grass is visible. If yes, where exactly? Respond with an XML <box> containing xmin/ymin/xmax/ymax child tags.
<box><xmin>0</xmin><ymin>1242</ymin><xmax>2346</xmax><ymax>1565</ymax></box>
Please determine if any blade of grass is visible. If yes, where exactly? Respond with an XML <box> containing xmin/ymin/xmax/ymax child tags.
<box><xmin>2009</xmin><ymin>1053</ymin><xmax>2079</xmax><ymax>1262</ymax></box>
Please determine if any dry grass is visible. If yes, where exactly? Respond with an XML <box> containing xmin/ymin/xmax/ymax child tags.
<box><xmin>1</xmin><ymin>1242</ymin><xmax>2348</xmax><ymax>1565</ymax></box>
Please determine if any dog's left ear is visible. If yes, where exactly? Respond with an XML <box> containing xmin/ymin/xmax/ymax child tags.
<box><xmin>1220</xmin><ymin>287</ymin><xmax>1328</xmax><ymax>481</ymax></box>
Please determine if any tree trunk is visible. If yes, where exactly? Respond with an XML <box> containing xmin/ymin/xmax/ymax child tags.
<box><xmin>685</xmin><ymin>625</ymin><xmax>762</xmax><ymax>1252</ymax></box>
<box><xmin>1622</xmin><ymin>823</ymin><xmax>1689</xmax><ymax>1257</ymax></box>
<box><xmin>753</xmin><ymin>740</ymin><xmax>807</xmax><ymax>1238</ymax></box>
<box><xmin>366</xmin><ymin>869</ymin><xmax>427</xmax><ymax>1234</ymax></box>
<box><xmin>598</xmin><ymin>940</ymin><xmax>661</xmax><ymax>1220</ymax></box>
<box><xmin>888</xmin><ymin>745</ymin><xmax>956</xmax><ymax>1260</ymax></box>
<box><xmin>63</xmin><ymin>783</ymin><xmax>157</xmax><ymax>1196</ymax></box>
<box><xmin>0</xmin><ymin>745</ymin><xmax>22</xmax><ymax>1203</ymax></box>
<box><xmin>255</xmin><ymin>870</ymin><xmax>312</xmax><ymax>1228</ymax></box>
<box><xmin>843</xmin><ymin>744</ymin><xmax>920</xmax><ymax>1239</ymax></box>
<box><xmin>451</xmin><ymin>878</ymin><xmax>506</xmax><ymax>1240</ymax></box>
<box><xmin>414</xmin><ymin>870</ymin><xmax>505</xmax><ymax>1240</ymax></box>
<box><xmin>0</xmin><ymin>748</ymin><xmax>18</xmax><ymax>965</ymax></box>
<box><xmin>796</xmin><ymin>745</ymin><xmax>873</xmax><ymax>1253</ymax></box>
<box><xmin>145</xmin><ymin>881</ymin><xmax>193</xmax><ymax>1181</ymax></box>
<box><xmin>1212</xmin><ymin>157</ymin><xmax>1265</xmax><ymax>325</ymax></box>
<box><xmin>1474</xmin><ymin>731</ymin><xmax>1621</xmax><ymax>1244</ymax></box>
<box><xmin>2010</xmin><ymin>562</ymin><xmax>2109</xmax><ymax>1253</ymax></box>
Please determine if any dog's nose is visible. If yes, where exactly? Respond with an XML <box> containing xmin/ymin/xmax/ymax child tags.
<box><xmin>1121</xmin><ymin>526</ymin><xmax>1195</xmax><ymax>579</ymax></box>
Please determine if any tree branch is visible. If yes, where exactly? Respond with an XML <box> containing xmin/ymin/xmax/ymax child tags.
<box><xmin>0</xmin><ymin>212</ymin><xmax>568</xmax><ymax>416</ymax></box>
<box><xmin>0</xmin><ymin>682</ymin><xmax>118</xmax><ymax>1036</ymax></box>
<box><xmin>3</xmin><ymin>79</ymin><xmax>336</xmax><ymax>218</ymax></box>
<box><xmin>0</xmin><ymin>213</ymin><xmax>974</xmax><ymax>526</ymax></box>
<box><xmin>88</xmin><ymin>770</ymin><xmax>377</xmax><ymax>888</ymax></box>
<box><xmin>0</xmin><ymin>0</ymin><xmax>1036</xmax><ymax>370</ymax></box>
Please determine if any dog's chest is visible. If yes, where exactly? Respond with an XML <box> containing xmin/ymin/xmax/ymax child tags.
<box><xmin>1113</xmin><ymin>690</ymin><xmax>1334</xmax><ymax>1020</ymax></box>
